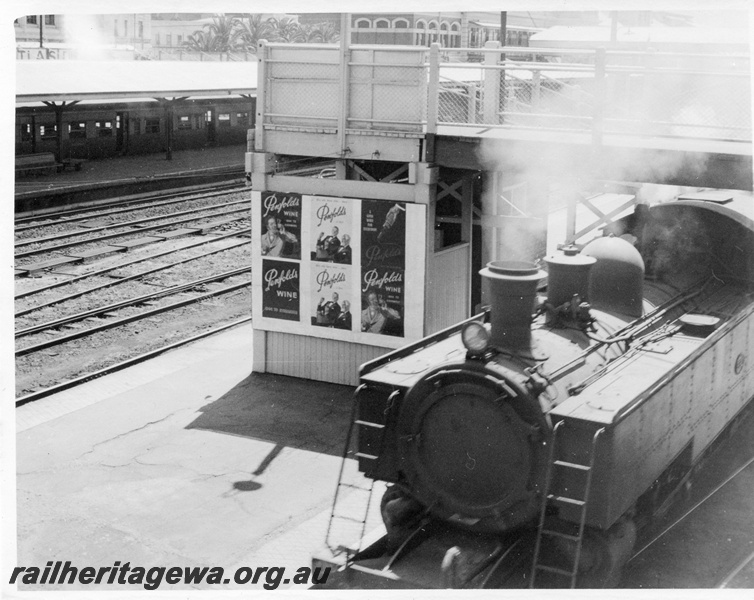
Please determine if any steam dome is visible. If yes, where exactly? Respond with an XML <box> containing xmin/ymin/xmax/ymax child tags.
<box><xmin>581</xmin><ymin>236</ymin><xmax>644</xmax><ymax>318</ymax></box>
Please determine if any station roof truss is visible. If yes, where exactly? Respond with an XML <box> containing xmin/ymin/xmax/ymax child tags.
<box><xmin>16</xmin><ymin>60</ymin><xmax>258</xmax><ymax>105</ymax></box>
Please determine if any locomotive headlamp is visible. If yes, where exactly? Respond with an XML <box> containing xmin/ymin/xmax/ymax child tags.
<box><xmin>461</xmin><ymin>322</ymin><xmax>491</xmax><ymax>356</ymax></box>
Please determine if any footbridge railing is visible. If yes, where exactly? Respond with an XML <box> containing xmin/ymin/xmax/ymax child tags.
<box><xmin>256</xmin><ymin>40</ymin><xmax>751</xmax><ymax>155</ymax></box>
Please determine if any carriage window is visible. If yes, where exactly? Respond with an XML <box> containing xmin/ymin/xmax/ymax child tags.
<box><xmin>236</xmin><ymin>112</ymin><xmax>249</xmax><ymax>127</ymax></box>
<box><xmin>44</xmin><ymin>15</ymin><xmax>55</xmax><ymax>26</ymax></box>
<box><xmin>145</xmin><ymin>118</ymin><xmax>160</xmax><ymax>134</ymax></box>
<box><xmin>40</xmin><ymin>124</ymin><xmax>57</xmax><ymax>139</ymax></box>
<box><xmin>27</xmin><ymin>16</ymin><xmax>37</xmax><ymax>25</ymax></box>
<box><xmin>68</xmin><ymin>122</ymin><xmax>87</xmax><ymax>138</ymax></box>
<box><xmin>20</xmin><ymin>123</ymin><xmax>33</xmax><ymax>141</ymax></box>
<box><xmin>178</xmin><ymin>115</ymin><xmax>192</xmax><ymax>130</ymax></box>
<box><xmin>95</xmin><ymin>121</ymin><xmax>113</xmax><ymax>137</ymax></box>
<box><xmin>218</xmin><ymin>113</ymin><xmax>231</xmax><ymax>128</ymax></box>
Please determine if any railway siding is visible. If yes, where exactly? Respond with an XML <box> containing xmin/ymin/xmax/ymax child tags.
<box><xmin>15</xmin><ymin>186</ymin><xmax>252</xmax><ymax>399</ymax></box>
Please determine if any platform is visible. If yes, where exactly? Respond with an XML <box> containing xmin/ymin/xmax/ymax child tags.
<box><xmin>14</xmin><ymin>144</ymin><xmax>247</xmax><ymax>214</ymax></box>
<box><xmin>13</xmin><ymin>322</ymin><xmax>382</xmax><ymax>591</ymax></box>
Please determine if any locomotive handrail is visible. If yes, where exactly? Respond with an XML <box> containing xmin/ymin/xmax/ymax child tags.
<box><xmin>547</xmin><ymin>281</ymin><xmax>707</xmax><ymax>383</ymax></box>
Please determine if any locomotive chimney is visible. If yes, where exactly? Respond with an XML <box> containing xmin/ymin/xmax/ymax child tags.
<box><xmin>544</xmin><ymin>245</ymin><xmax>597</xmax><ymax>307</ymax></box>
<box><xmin>480</xmin><ymin>261</ymin><xmax>546</xmax><ymax>351</ymax></box>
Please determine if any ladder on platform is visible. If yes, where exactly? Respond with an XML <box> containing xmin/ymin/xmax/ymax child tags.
<box><xmin>324</xmin><ymin>386</ymin><xmax>398</xmax><ymax>556</ymax></box>
<box><xmin>530</xmin><ymin>421</ymin><xmax>605</xmax><ymax>589</ymax></box>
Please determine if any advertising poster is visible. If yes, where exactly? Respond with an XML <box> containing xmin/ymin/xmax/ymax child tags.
<box><xmin>361</xmin><ymin>200</ymin><xmax>406</xmax><ymax>269</ymax></box>
<box><xmin>310</xmin><ymin>196</ymin><xmax>353</xmax><ymax>264</ymax></box>
<box><xmin>360</xmin><ymin>266</ymin><xmax>404</xmax><ymax>337</ymax></box>
<box><xmin>261</xmin><ymin>259</ymin><xmax>300</xmax><ymax>321</ymax></box>
<box><xmin>360</xmin><ymin>200</ymin><xmax>406</xmax><ymax>337</ymax></box>
<box><xmin>260</xmin><ymin>191</ymin><xmax>302</xmax><ymax>260</ymax></box>
<box><xmin>310</xmin><ymin>263</ymin><xmax>353</xmax><ymax>331</ymax></box>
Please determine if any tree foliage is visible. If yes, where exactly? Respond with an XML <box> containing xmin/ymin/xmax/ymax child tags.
<box><xmin>183</xmin><ymin>13</ymin><xmax>339</xmax><ymax>53</ymax></box>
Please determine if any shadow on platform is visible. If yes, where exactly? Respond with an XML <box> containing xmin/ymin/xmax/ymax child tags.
<box><xmin>186</xmin><ymin>371</ymin><xmax>355</xmax><ymax>458</ymax></box>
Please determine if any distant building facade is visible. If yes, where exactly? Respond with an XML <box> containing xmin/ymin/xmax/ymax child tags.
<box><xmin>15</xmin><ymin>14</ymin><xmax>152</xmax><ymax>60</ymax></box>
<box><xmin>298</xmin><ymin>12</ymin><xmax>601</xmax><ymax>49</ymax></box>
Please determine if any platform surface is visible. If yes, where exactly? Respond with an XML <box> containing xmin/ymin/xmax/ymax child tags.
<box><xmin>14</xmin><ymin>144</ymin><xmax>246</xmax><ymax>199</ymax></box>
<box><xmin>13</xmin><ymin>322</ymin><xmax>383</xmax><ymax>591</ymax></box>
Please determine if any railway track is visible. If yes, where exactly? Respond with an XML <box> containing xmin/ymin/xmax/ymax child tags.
<box><xmin>15</xmin><ymin>187</ymin><xmax>250</xmax><ymax>268</ymax></box>
<box><xmin>16</xmin><ymin>267</ymin><xmax>251</xmax><ymax>353</ymax></box>
<box><xmin>15</xmin><ymin>184</ymin><xmax>253</xmax><ymax>401</ymax></box>
<box><xmin>15</xmin><ymin>182</ymin><xmax>245</xmax><ymax>229</ymax></box>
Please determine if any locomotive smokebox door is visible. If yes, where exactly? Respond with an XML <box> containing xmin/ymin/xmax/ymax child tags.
<box><xmin>397</xmin><ymin>368</ymin><xmax>547</xmax><ymax>532</ymax></box>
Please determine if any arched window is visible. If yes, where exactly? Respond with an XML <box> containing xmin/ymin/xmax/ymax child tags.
<box><xmin>355</xmin><ymin>18</ymin><xmax>371</xmax><ymax>29</ymax></box>
<box><xmin>450</xmin><ymin>22</ymin><xmax>460</xmax><ymax>48</ymax></box>
<box><xmin>415</xmin><ymin>19</ymin><xmax>427</xmax><ymax>46</ymax></box>
<box><xmin>375</xmin><ymin>18</ymin><xmax>389</xmax><ymax>29</ymax></box>
<box><xmin>393</xmin><ymin>18</ymin><xmax>409</xmax><ymax>29</ymax></box>
<box><xmin>440</xmin><ymin>22</ymin><xmax>449</xmax><ymax>47</ymax></box>
<box><xmin>428</xmin><ymin>20</ymin><xmax>439</xmax><ymax>44</ymax></box>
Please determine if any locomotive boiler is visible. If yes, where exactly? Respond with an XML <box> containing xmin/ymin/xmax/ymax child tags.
<box><xmin>323</xmin><ymin>192</ymin><xmax>754</xmax><ymax>588</ymax></box>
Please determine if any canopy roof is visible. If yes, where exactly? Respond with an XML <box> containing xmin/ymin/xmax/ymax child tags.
<box><xmin>16</xmin><ymin>60</ymin><xmax>258</xmax><ymax>103</ymax></box>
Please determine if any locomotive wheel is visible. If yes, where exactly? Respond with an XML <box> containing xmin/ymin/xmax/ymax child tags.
<box><xmin>380</xmin><ymin>485</ymin><xmax>423</xmax><ymax>552</ymax></box>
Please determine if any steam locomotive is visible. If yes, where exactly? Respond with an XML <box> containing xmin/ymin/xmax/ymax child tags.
<box><xmin>320</xmin><ymin>191</ymin><xmax>754</xmax><ymax>588</ymax></box>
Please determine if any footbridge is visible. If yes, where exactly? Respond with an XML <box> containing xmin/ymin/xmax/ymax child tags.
<box><xmin>247</xmin><ymin>41</ymin><xmax>752</xmax><ymax>385</ymax></box>
<box><xmin>252</xmin><ymin>41</ymin><xmax>751</xmax><ymax>191</ymax></box>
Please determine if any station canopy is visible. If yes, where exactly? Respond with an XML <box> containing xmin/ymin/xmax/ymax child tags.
<box><xmin>15</xmin><ymin>60</ymin><xmax>258</xmax><ymax>104</ymax></box>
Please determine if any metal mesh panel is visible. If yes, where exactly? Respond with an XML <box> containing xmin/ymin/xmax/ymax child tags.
<box><xmin>433</xmin><ymin>47</ymin><xmax>750</xmax><ymax>141</ymax></box>
<box><xmin>259</xmin><ymin>43</ymin><xmax>751</xmax><ymax>143</ymax></box>
<box><xmin>603</xmin><ymin>71</ymin><xmax>751</xmax><ymax>140</ymax></box>
<box><xmin>437</xmin><ymin>63</ymin><xmax>485</xmax><ymax>125</ymax></box>
<box><xmin>348</xmin><ymin>50</ymin><xmax>427</xmax><ymax>132</ymax></box>
<box><xmin>500</xmin><ymin>70</ymin><xmax>595</xmax><ymax>131</ymax></box>
<box><xmin>266</xmin><ymin>62</ymin><xmax>340</xmax><ymax>126</ymax></box>
<box><xmin>264</xmin><ymin>46</ymin><xmax>340</xmax><ymax>128</ymax></box>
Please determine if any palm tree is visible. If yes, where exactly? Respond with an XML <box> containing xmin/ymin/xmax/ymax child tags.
<box><xmin>203</xmin><ymin>14</ymin><xmax>243</xmax><ymax>51</ymax></box>
<box><xmin>183</xmin><ymin>30</ymin><xmax>219</xmax><ymax>52</ymax></box>
<box><xmin>236</xmin><ymin>14</ymin><xmax>275</xmax><ymax>50</ymax></box>
<box><xmin>266</xmin><ymin>17</ymin><xmax>305</xmax><ymax>43</ymax></box>
<box><xmin>302</xmin><ymin>21</ymin><xmax>340</xmax><ymax>43</ymax></box>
